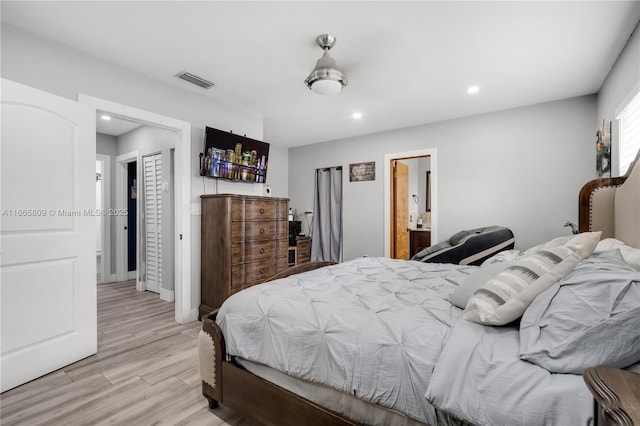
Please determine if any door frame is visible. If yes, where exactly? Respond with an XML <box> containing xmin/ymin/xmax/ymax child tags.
<box><xmin>79</xmin><ymin>95</ymin><xmax>193</xmax><ymax>324</ymax></box>
<box><xmin>96</xmin><ymin>154</ymin><xmax>111</xmax><ymax>284</ymax></box>
<box><xmin>116</xmin><ymin>151</ymin><xmax>140</xmax><ymax>288</ymax></box>
<box><xmin>383</xmin><ymin>148</ymin><xmax>438</xmax><ymax>258</ymax></box>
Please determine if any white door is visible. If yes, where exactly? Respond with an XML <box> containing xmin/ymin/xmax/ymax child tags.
<box><xmin>0</xmin><ymin>79</ymin><xmax>97</xmax><ymax>392</ymax></box>
<box><xmin>143</xmin><ymin>153</ymin><xmax>162</xmax><ymax>294</ymax></box>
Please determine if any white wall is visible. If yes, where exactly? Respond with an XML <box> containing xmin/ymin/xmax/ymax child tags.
<box><xmin>289</xmin><ymin>96</ymin><xmax>596</xmax><ymax>260</ymax></box>
<box><xmin>597</xmin><ymin>20</ymin><xmax>640</xmax><ymax>176</ymax></box>
<box><xmin>1</xmin><ymin>24</ymin><xmax>288</xmax><ymax>315</ymax></box>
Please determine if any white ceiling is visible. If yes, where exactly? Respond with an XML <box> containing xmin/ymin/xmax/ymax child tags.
<box><xmin>96</xmin><ymin>112</ymin><xmax>143</xmax><ymax>136</ymax></box>
<box><xmin>2</xmin><ymin>1</ymin><xmax>639</xmax><ymax>147</ymax></box>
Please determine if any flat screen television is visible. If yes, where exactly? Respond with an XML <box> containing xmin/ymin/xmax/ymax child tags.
<box><xmin>200</xmin><ymin>126</ymin><xmax>270</xmax><ymax>183</ymax></box>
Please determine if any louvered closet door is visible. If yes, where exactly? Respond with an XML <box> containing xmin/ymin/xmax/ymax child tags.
<box><xmin>143</xmin><ymin>154</ymin><xmax>162</xmax><ymax>294</ymax></box>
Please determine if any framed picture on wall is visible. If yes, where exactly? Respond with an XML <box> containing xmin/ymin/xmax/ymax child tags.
<box><xmin>349</xmin><ymin>161</ymin><xmax>375</xmax><ymax>182</ymax></box>
<box><xmin>596</xmin><ymin>120</ymin><xmax>612</xmax><ymax>178</ymax></box>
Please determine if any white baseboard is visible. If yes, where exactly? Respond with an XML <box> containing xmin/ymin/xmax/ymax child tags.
<box><xmin>189</xmin><ymin>308</ymin><xmax>199</xmax><ymax>322</ymax></box>
<box><xmin>160</xmin><ymin>288</ymin><xmax>175</xmax><ymax>302</ymax></box>
<box><xmin>127</xmin><ymin>270</ymin><xmax>136</xmax><ymax>280</ymax></box>
<box><xmin>101</xmin><ymin>274</ymin><xmax>117</xmax><ymax>283</ymax></box>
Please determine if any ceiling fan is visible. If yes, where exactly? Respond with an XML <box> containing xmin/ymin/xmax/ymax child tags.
<box><xmin>304</xmin><ymin>34</ymin><xmax>348</xmax><ymax>95</ymax></box>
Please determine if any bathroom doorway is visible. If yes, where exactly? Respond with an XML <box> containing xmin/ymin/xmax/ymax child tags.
<box><xmin>384</xmin><ymin>148</ymin><xmax>438</xmax><ymax>259</ymax></box>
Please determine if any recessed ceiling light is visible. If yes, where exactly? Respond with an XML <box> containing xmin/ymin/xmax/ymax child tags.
<box><xmin>467</xmin><ymin>85</ymin><xmax>480</xmax><ymax>94</ymax></box>
<box><xmin>352</xmin><ymin>112</ymin><xmax>362</xmax><ymax>119</ymax></box>
<box><xmin>101</xmin><ymin>114</ymin><xmax>112</xmax><ymax>121</ymax></box>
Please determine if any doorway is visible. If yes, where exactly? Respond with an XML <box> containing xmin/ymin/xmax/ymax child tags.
<box><xmin>96</xmin><ymin>156</ymin><xmax>111</xmax><ymax>284</ymax></box>
<box><xmin>80</xmin><ymin>94</ymin><xmax>193</xmax><ymax>324</ymax></box>
<box><xmin>127</xmin><ymin>160</ymin><xmax>137</xmax><ymax>280</ymax></box>
<box><xmin>384</xmin><ymin>148</ymin><xmax>438</xmax><ymax>259</ymax></box>
<box><xmin>390</xmin><ymin>160</ymin><xmax>410</xmax><ymax>259</ymax></box>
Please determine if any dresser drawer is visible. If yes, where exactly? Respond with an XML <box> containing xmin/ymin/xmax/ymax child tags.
<box><xmin>275</xmin><ymin>256</ymin><xmax>288</xmax><ymax>271</ymax></box>
<box><xmin>232</xmin><ymin>259</ymin><xmax>278</xmax><ymax>287</ymax></box>
<box><xmin>298</xmin><ymin>244</ymin><xmax>310</xmax><ymax>259</ymax></box>
<box><xmin>297</xmin><ymin>239</ymin><xmax>310</xmax><ymax>252</ymax></box>
<box><xmin>231</xmin><ymin>240</ymin><xmax>278</xmax><ymax>263</ymax></box>
<box><xmin>231</xmin><ymin>256</ymin><xmax>289</xmax><ymax>289</ymax></box>
<box><xmin>230</xmin><ymin>199</ymin><xmax>276</xmax><ymax>220</ymax></box>
<box><xmin>232</xmin><ymin>221</ymin><xmax>287</xmax><ymax>241</ymax></box>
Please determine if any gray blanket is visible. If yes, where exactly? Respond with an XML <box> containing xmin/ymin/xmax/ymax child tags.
<box><xmin>217</xmin><ymin>257</ymin><xmax>474</xmax><ymax>424</ymax></box>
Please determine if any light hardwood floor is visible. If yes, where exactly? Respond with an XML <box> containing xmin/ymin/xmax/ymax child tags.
<box><xmin>0</xmin><ymin>280</ymin><xmax>253</xmax><ymax>426</ymax></box>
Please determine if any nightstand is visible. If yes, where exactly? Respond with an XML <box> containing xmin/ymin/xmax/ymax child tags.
<box><xmin>288</xmin><ymin>237</ymin><xmax>311</xmax><ymax>267</ymax></box>
<box><xmin>583</xmin><ymin>365</ymin><xmax>640</xmax><ymax>426</ymax></box>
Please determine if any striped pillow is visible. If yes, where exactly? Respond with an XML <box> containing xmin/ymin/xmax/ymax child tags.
<box><xmin>463</xmin><ymin>232</ymin><xmax>601</xmax><ymax>325</ymax></box>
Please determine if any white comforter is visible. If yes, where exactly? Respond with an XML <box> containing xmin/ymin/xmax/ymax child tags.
<box><xmin>217</xmin><ymin>257</ymin><xmax>474</xmax><ymax>424</ymax></box>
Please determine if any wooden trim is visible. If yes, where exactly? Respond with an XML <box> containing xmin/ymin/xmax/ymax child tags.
<box><xmin>578</xmin><ymin>175</ymin><xmax>627</xmax><ymax>233</ymax></box>
<box><xmin>583</xmin><ymin>366</ymin><xmax>640</xmax><ymax>426</ymax></box>
<box><xmin>201</xmin><ymin>309</ymin><xmax>224</xmax><ymax>405</ymax></box>
<box><xmin>262</xmin><ymin>261</ymin><xmax>336</xmax><ymax>282</ymax></box>
<box><xmin>221</xmin><ymin>360</ymin><xmax>356</xmax><ymax>426</ymax></box>
<box><xmin>578</xmin><ymin>148</ymin><xmax>640</xmax><ymax>233</ymax></box>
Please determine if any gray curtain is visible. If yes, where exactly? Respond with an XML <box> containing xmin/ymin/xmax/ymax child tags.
<box><xmin>311</xmin><ymin>166</ymin><xmax>343</xmax><ymax>262</ymax></box>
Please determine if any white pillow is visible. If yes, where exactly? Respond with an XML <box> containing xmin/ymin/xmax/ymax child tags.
<box><xmin>448</xmin><ymin>261</ymin><xmax>516</xmax><ymax>309</ymax></box>
<box><xmin>481</xmin><ymin>249</ymin><xmax>522</xmax><ymax>266</ymax></box>
<box><xmin>521</xmin><ymin>235</ymin><xmax>574</xmax><ymax>256</ymax></box>
<box><xmin>463</xmin><ymin>232</ymin><xmax>601</xmax><ymax>325</ymax></box>
<box><xmin>595</xmin><ymin>238</ymin><xmax>640</xmax><ymax>269</ymax></box>
<box><xmin>480</xmin><ymin>235</ymin><xmax>574</xmax><ymax>266</ymax></box>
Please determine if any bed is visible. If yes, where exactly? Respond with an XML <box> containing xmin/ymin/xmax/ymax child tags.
<box><xmin>199</xmin><ymin>151</ymin><xmax>640</xmax><ymax>426</ymax></box>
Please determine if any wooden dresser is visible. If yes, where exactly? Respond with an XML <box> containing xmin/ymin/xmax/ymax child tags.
<box><xmin>200</xmin><ymin>194</ymin><xmax>289</xmax><ymax>318</ymax></box>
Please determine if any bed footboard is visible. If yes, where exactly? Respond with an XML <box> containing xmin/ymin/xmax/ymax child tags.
<box><xmin>199</xmin><ymin>310</ymin><xmax>224</xmax><ymax>409</ymax></box>
<box><xmin>198</xmin><ymin>262</ymin><xmax>340</xmax><ymax>424</ymax></box>
<box><xmin>198</xmin><ymin>303</ymin><xmax>357</xmax><ymax>426</ymax></box>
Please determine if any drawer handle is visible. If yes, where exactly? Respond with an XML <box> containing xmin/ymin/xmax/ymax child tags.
<box><xmin>260</xmin><ymin>228</ymin><xmax>265</xmax><ymax>235</ymax></box>
<box><xmin>259</xmin><ymin>268</ymin><xmax>265</xmax><ymax>275</ymax></box>
<box><xmin>259</xmin><ymin>208</ymin><xmax>265</xmax><ymax>214</ymax></box>
<box><xmin>260</xmin><ymin>248</ymin><xmax>265</xmax><ymax>254</ymax></box>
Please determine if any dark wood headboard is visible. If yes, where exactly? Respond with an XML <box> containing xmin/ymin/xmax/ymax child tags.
<box><xmin>578</xmin><ymin>149</ymin><xmax>640</xmax><ymax>248</ymax></box>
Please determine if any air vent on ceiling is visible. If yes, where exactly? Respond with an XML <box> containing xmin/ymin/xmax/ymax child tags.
<box><xmin>175</xmin><ymin>71</ymin><xmax>215</xmax><ymax>89</ymax></box>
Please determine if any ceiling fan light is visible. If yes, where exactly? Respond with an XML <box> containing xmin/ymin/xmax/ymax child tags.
<box><xmin>305</xmin><ymin>66</ymin><xmax>348</xmax><ymax>95</ymax></box>
<box><xmin>304</xmin><ymin>34</ymin><xmax>348</xmax><ymax>95</ymax></box>
<box><xmin>309</xmin><ymin>78</ymin><xmax>344</xmax><ymax>95</ymax></box>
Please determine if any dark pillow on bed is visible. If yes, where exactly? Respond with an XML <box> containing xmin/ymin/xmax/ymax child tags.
<box><xmin>519</xmin><ymin>249</ymin><xmax>640</xmax><ymax>374</ymax></box>
<box><xmin>449</xmin><ymin>261</ymin><xmax>515</xmax><ymax>309</ymax></box>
